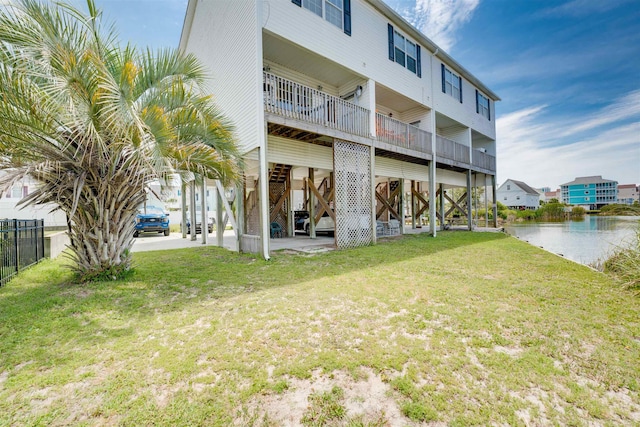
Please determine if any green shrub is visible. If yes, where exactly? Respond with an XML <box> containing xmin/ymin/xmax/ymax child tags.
<box><xmin>571</xmin><ymin>206</ymin><xmax>586</xmax><ymax>217</ymax></box>
<box><xmin>537</xmin><ymin>203</ymin><xmax>566</xmax><ymax>220</ymax></box>
<box><xmin>516</xmin><ymin>210</ymin><xmax>537</xmax><ymax>220</ymax></box>
<box><xmin>600</xmin><ymin>204</ymin><xmax>640</xmax><ymax>216</ymax></box>
<box><xmin>604</xmin><ymin>223</ymin><xmax>640</xmax><ymax>292</ymax></box>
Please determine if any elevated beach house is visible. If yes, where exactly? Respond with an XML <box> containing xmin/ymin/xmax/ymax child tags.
<box><xmin>560</xmin><ymin>176</ymin><xmax>618</xmax><ymax>210</ymax></box>
<box><xmin>497</xmin><ymin>179</ymin><xmax>541</xmax><ymax>210</ymax></box>
<box><xmin>179</xmin><ymin>0</ymin><xmax>500</xmax><ymax>257</ymax></box>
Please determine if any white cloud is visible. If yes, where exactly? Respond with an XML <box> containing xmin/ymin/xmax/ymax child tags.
<box><xmin>398</xmin><ymin>0</ymin><xmax>480</xmax><ymax>51</ymax></box>
<box><xmin>496</xmin><ymin>96</ymin><xmax>640</xmax><ymax>188</ymax></box>
<box><xmin>539</xmin><ymin>0</ymin><xmax>635</xmax><ymax>18</ymax></box>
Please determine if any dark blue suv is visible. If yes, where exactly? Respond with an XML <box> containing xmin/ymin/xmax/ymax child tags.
<box><xmin>134</xmin><ymin>206</ymin><xmax>170</xmax><ymax>237</ymax></box>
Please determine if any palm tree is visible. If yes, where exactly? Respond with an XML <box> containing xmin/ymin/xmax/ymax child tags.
<box><xmin>0</xmin><ymin>0</ymin><xmax>241</xmax><ymax>280</ymax></box>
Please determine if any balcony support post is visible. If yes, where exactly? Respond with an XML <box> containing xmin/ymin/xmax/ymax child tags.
<box><xmin>190</xmin><ymin>180</ymin><xmax>197</xmax><ymax>241</ymax></box>
<box><xmin>259</xmin><ymin>124</ymin><xmax>270</xmax><ymax>259</ymax></box>
<box><xmin>308</xmin><ymin>168</ymin><xmax>316</xmax><ymax>239</ymax></box>
<box><xmin>439</xmin><ymin>183</ymin><xmax>445</xmax><ymax>231</ymax></box>
<box><xmin>370</xmin><ymin>144</ymin><xmax>377</xmax><ymax>243</ymax></box>
<box><xmin>411</xmin><ymin>181</ymin><xmax>416</xmax><ymax>229</ymax></box>
<box><xmin>429</xmin><ymin>112</ymin><xmax>437</xmax><ymax>237</ymax></box>
<box><xmin>492</xmin><ymin>175</ymin><xmax>498</xmax><ymax>228</ymax></box>
<box><xmin>466</xmin><ymin>170</ymin><xmax>473</xmax><ymax>231</ymax></box>
<box><xmin>201</xmin><ymin>176</ymin><xmax>208</xmax><ymax>245</ymax></box>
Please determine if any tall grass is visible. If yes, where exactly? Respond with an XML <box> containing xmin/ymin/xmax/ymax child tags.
<box><xmin>604</xmin><ymin>222</ymin><xmax>640</xmax><ymax>292</ymax></box>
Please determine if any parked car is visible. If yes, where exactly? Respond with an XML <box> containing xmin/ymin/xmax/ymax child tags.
<box><xmin>303</xmin><ymin>211</ymin><xmax>334</xmax><ymax>235</ymax></box>
<box><xmin>185</xmin><ymin>212</ymin><xmax>215</xmax><ymax>234</ymax></box>
<box><xmin>134</xmin><ymin>206</ymin><xmax>169</xmax><ymax>237</ymax></box>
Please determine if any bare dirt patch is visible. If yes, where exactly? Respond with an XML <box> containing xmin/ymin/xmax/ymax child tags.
<box><xmin>241</xmin><ymin>367</ymin><xmax>417</xmax><ymax>426</ymax></box>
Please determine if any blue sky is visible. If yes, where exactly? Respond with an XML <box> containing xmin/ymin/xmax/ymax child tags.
<box><xmin>73</xmin><ymin>0</ymin><xmax>639</xmax><ymax>189</ymax></box>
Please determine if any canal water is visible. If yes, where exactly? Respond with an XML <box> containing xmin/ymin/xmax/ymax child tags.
<box><xmin>504</xmin><ymin>216</ymin><xmax>640</xmax><ymax>267</ymax></box>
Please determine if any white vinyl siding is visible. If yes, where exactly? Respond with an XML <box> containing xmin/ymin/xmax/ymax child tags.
<box><xmin>183</xmin><ymin>0</ymin><xmax>262</xmax><ymax>153</ymax></box>
<box><xmin>375</xmin><ymin>157</ymin><xmax>429</xmax><ymax>181</ymax></box>
<box><xmin>267</xmin><ymin>136</ymin><xmax>333</xmax><ymax>170</ymax></box>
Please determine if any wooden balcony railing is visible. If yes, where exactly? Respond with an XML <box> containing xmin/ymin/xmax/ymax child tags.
<box><xmin>471</xmin><ymin>150</ymin><xmax>496</xmax><ymax>172</ymax></box>
<box><xmin>436</xmin><ymin>135</ymin><xmax>470</xmax><ymax>165</ymax></box>
<box><xmin>375</xmin><ymin>113</ymin><xmax>432</xmax><ymax>155</ymax></box>
<box><xmin>263</xmin><ymin>72</ymin><xmax>370</xmax><ymax>138</ymax></box>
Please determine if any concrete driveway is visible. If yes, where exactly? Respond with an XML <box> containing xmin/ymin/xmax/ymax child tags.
<box><xmin>130</xmin><ymin>230</ymin><xmax>335</xmax><ymax>254</ymax></box>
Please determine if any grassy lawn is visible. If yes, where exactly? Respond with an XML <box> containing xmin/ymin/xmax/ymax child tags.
<box><xmin>1</xmin><ymin>232</ymin><xmax>638</xmax><ymax>426</ymax></box>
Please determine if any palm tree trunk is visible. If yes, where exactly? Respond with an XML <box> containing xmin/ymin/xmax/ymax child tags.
<box><xmin>66</xmin><ymin>175</ymin><xmax>146</xmax><ymax>280</ymax></box>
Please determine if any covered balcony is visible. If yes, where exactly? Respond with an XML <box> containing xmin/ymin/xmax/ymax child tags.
<box><xmin>263</xmin><ymin>72</ymin><xmax>370</xmax><ymax>139</ymax></box>
<box><xmin>375</xmin><ymin>113</ymin><xmax>432</xmax><ymax>157</ymax></box>
<box><xmin>436</xmin><ymin>135</ymin><xmax>470</xmax><ymax>168</ymax></box>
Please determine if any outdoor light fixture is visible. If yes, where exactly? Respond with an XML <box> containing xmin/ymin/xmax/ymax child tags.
<box><xmin>341</xmin><ymin>85</ymin><xmax>363</xmax><ymax>99</ymax></box>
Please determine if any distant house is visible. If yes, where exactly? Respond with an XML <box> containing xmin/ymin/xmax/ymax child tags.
<box><xmin>497</xmin><ymin>179</ymin><xmax>540</xmax><ymax>210</ymax></box>
<box><xmin>0</xmin><ymin>175</ymin><xmax>67</xmax><ymax>227</ymax></box>
<box><xmin>543</xmin><ymin>189</ymin><xmax>560</xmax><ymax>202</ymax></box>
<box><xmin>618</xmin><ymin>184</ymin><xmax>639</xmax><ymax>205</ymax></box>
<box><xmin>560</xmin><ymin>176</ymin><xmax>617</xmax><ymax>209</ymax></box>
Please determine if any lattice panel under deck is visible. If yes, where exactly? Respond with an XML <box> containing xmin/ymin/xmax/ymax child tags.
<box><xmin>333</xmin><ymin>140</ymin><xmax>373</xmax><ymax>249</ymax></box>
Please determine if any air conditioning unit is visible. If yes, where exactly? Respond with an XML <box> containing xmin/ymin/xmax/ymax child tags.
<box><xmin>476</xmin><ymin>148</ymin><xmax>487</xmax><ymax>153</ymax></box>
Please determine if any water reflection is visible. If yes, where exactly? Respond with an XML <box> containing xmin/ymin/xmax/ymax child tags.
<box><xmin>505</xmin><ymin>216</ymin><xmax>639</xmax><ymax>266</ymax></box>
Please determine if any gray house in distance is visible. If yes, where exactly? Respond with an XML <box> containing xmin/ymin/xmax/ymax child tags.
<box><xmin>497</xmin><ymin>179</ymin><xmax>540</xmax><ymax>210</ymax></box>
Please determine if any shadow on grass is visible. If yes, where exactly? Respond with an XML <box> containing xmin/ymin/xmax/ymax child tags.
<box><xmin>0</xmin><ymin>231</ymin><xmax>509</xmax><ymax>368</ymax></box>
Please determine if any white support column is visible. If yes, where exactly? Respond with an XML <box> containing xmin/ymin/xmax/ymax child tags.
<box><xmin>429</xmin><ymin>49</ymin><xmax>438</xmax><ymax>237</ymax></box>
<box><xmin>484</xmin><ymin>174</ymin><xmax>489</xmax><ymax>228</ymax></box>
<box><xmin>439</xmin><ymin>183</ymin><xmax>445</xmax><ymax>231</ymax></box>
<box><xmin>366</xmin><ymin>79</ymin><xmax>376</xmax><ymax>138</ymax></box>
<box><xmin>370</xmin><ymin>144</ymin><xmax>377</xmax><ymax>243</ymax></box>
<box><xmin>200</xmin><ymin>176</ymin><xmax>207</xmax><ymax>245</ymax></box>
<box><xmin>308</xmin><ymin>168</ymin><xmax>316</xmax><ymax>239</ymax></box>
<box><xmin>411</xmin><ymin>180</ymin><xmax>416</xmax><ymax>229</ymax></box>
<box><xmin>492</xmin><ymin>175</ymin><xmax>498</xmax><ymax>228</ymax></box>
<box><xmin>189</xmin><ymin>180</ymin><xmax>197</xmax><ymax>241</ymax></box>
<box><xmin>399</xmin><ymin>178</ymin><xmax>405</xmax><ymax>234</ymax></box>
<box><xmin>287</xmin><ymin>167</ymin><xmax>294</xmax><ymax>237</ymax></box>
<box><xmin>216</xmin><ymin>182</ymin><xmax>223</xmax><ymax>247</ymax></box>
<box><xmin>259</xmin><ymin>127</ymin><xmax>270</xmax><ymax>259</ymax></box>
<box><xmin>236</xmin><ymin>179</ymin><xmax>244</xmax><ymax>252</ymax></box>
<box><xmin>429</xmin><ymin>112</ymin><xmax>437</xmax><ymax>237</ymax></box>
<box><xmin>466</xmin><ymin>171</ymin><xmax>473</xmax><ymax>231</ymax></box>
<box><xmin>181</xmin><ymin>181</ymin><xmax>187</xmax><ymax>239</ymax></box>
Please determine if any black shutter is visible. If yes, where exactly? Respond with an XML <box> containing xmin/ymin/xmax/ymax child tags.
<box><xmin>343</xmin><ymin>0</ymin><xmax>351</xmax><ymax>36</ymax></box>
<box><xmin>416</xmin><ymin>45</ymin><xmax>421</xmax><ymax>78</ymax></box>
<box><xmin>441</xmin><ymin>64</ymin><xmax>445</xmax><ymax>93</ymax></box>
<box><xmin>475</xmin><ymin>89</ymin><xmax>479</xmax><ymax>113</ymax></box>
<box><xmin>388</xmin><ymin>24</ymin><xmax>394</xmax><ymax>61</ymax></box>
<box><xmin>292</xmin><ymin>0</ymin><xmax>301</xmax><ymax>6</ymax></box>
<box><xmin>488</xmin><ymin>99</ymin><xmax>491</xmax><ymax>121</ymax></box>
<box><xmin>459</xmin><ymin>76</ymin><xmax>463</xmax><ymax>103</ymax></box>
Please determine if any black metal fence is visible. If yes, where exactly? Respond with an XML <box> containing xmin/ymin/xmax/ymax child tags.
<box><xmin>1</xmin><ymin>219</ymin><xmax>45</xmax><ymax>287</ymax></box>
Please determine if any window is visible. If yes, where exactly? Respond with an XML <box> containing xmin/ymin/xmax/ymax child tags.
<box><xmin>11</xmin><ymin>186</ymin><xmax>22</xmax><ymax>198</ymax></box>
<box><xmin>476</xmin><ymin>90</ymin><xmax>490</xmax><ymax>120</ymax></box>
<box><xmin>325</xmin><ymin>0</ymin><xmax>342</xmax><ymax>29</ymax></box>
<box><xmin>293</xmin><ymin>0</ymin><xmax>351</xmax><ymax>35</ymax></box>
<box><xmin>394</xmin><ymin>31</ymin><xmax>405</xmax><ymax>67</ymax></box>
<box><xmin>441</xmin><ymin>65</ymin><xmax>462</xmax><ymax>102</ymax></box>
<box><xmin>387</xmin><ymin>24</ymin><xmax>421</xmax><ymax>77</ymax></box>
<box><xmin>504</xmin><ymin>197</ymin><xmax>507</xmax><ymax>201</ymax></box>
<box><xmin>507</xmin><ymin>185</ymin><xmax>511</xmax><ymax>190</ymax></box>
